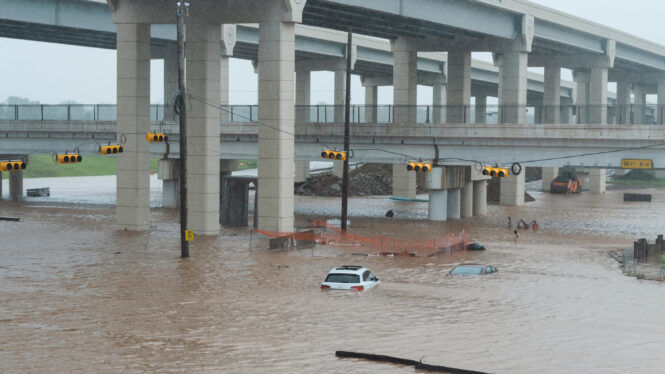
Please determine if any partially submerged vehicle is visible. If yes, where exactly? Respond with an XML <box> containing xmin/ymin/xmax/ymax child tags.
<box><xmin>550</xmin><ymin>175</ymin><xmax>582</xmax><ymax>194</ymax></box>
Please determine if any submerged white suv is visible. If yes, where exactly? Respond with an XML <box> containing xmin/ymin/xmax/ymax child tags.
<box><xmin>320</xmin><ymin>266</ymin><xmax>380</xmax><ymax>291</ymax></box>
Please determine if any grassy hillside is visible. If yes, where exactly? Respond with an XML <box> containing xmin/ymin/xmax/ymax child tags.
<box><xmin>19</xmin><ymin>154</ymin><xmax>158</xmax><ymax>178</ymax></box>
<box><xmin>16</xmin><ymin>155</ymin><xmax>257</xmax><ymax>178</ymax></box>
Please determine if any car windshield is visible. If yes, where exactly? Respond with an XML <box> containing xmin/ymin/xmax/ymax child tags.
<box><xmin>450</xmin><ymin>266</ymin><xmax>483</xmax><ymax>275</ymax></box>
<box><xmin>325</xmin><ymin>273</ymin><xmax>360</xmax><ymax>283</ymax></box>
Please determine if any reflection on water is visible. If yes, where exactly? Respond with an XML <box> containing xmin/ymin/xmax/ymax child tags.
<box><xmin>1</xmin><ymin>176</ymin><xmax>665</xmax><ymax>373</ymax></box>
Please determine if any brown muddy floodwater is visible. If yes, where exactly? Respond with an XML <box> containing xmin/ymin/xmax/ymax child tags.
<box><xmin>1</xmin><ymin>181</ymin><xmax>665</xmax><ymax>373</ymax></box>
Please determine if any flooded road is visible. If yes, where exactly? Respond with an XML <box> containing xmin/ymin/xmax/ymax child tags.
<box><xmin>1</xmin><ymin>177</ymin><xmax>665</xmax><ymax>373</ymax></box>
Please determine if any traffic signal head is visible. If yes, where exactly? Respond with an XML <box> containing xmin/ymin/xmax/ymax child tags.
<box><xmin>146</xmin><ymin>132</ymin><xmax>168</xmax><ymax>143</ymax></box>
<box><xmin>100</xmin><ymin>144</ymin><xmax>124</xmax><ymax>154</ymax></box>
<box><xmin>57</xmin><ymin>154</ymin><xmax>83</xmax><ymax>164</ymax></box>
<box><xmin>0</xmin><ymin>161</ymin><xmax>27</xmax><ymax>172</ymax></box>
<box><xmin>407</xmin><ymin>161</ymin><xmax>432</xmax><ymax>172</ymax></box>
<box><xmin>482</xmin><ymin>166</ymin><xmax>509</xmax><ymax>178</ymax></box>
<box><xmin>321</xmin><ymin>149</ymin><xmax>346</xmax><ymax>161</ymax></box>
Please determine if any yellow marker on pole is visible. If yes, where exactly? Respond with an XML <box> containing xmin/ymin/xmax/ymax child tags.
<box><xmin>185</xmin><ymin>230</ymin><xmax>194</xmax><ymax>241</ymax></box>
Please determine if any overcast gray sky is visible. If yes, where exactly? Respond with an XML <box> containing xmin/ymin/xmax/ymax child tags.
<box><xmin>0</xmin><ymin>0</ymin><xmax>662</xmax><ymax>105</ymax></box>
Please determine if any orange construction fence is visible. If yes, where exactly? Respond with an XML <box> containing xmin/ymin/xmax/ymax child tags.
<box><xmin>255</xmin><ymin>220</ymin><xmax>469</xmax><ymax>257</ymax></box>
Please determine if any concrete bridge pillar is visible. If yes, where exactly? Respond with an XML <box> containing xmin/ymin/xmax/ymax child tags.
<box><xmin>589</xmin><ymin>67</ymin><xmax>608</xmax><ymax>124</ymax></box>
<box><xmin>499</xmin><ymin>50</ymin><xmax>528</xmax><ymax>124</ymax></box>
<box><xmin>588</xmin><ymin>168</ymin><xmax>606</xmax><ymax>194</ymax></box>
<box><xmin>364</xmin><ymin>85</ymin><xmax>378</xmax><ymax>123</ymax></box>
<box><xmin>657</xmin><ymin>81</ymin><xmax>665</xmax><ymax>125</ymax></box>
<box><xmin>427</xmin><ymin>168</ymin><xmax>447</xmax><ymax>221</ymax></box>
<box><xmin>574</xmin><ymin>70</ymin><xmax>590</xmax><ymax>124</ymax></box>
<box><xmin>633</xmin><ymin>84</ymin><xmax>647</xmax><ymax>124</ymax></box>
<box><xmin>186</xmin><ymin>22</ymin><xmax>222</xmax><ymax>235</ymax></box>
<box><xmin>432</xmin><ymin>80</ymin><xmax>447</xmax><ymax>124</ymax></box>
<box><xmin>257</xmin><ymin>5</ymin><xmax>296</xmax><ymax>232</ymax></box>
<box><xmin>295</xmin><ymin>161</ymin><xmax>310</xmax><ymax>182</ymax></box>
<box><xmin>500</xmin><ymin>171</ymin><xmax>525</xmax><ymax>206</ymax></box>
<box><xmin>334</xmin><ymin>69</ymin><xmax>346</xmax><ymax>123</ymax></box>
<box><xmin>392</xmin><ymin>164</ymin><xmax>416</xmax><ymax>199</ymax></box>
<box><xmin>163</xmin><ymin>46</ymin><xmax>178</xmax><ymax>116</ymax></box>
<box><xmin>9</xmin><ymin>171</ymin><xmax>23</xmax><ymax>200</ymax></box>
<box><xmin>460</xmin><ymin>178</ymin><xmax>473</xmax><ymax>218</ymax></box>
<box><xmin>392</xmin><ymin>38</ymin><xmax>418</xmax><ymax>123</ymax></box>
<box><xmin>560</xmin><ymin>97</ymin><xmax>572</xmax><ymax>124</ymax></box>
<box><xmin>116</xmin><ymin>23</ymin><xmax>151</xmax><ymax>231</ymax></box>
<box><xmin>447</xmin><ymin>188</ymin><xmax>461</xmax><ymax>220</ymax></box>
<box><xmin>541</xmin><ymin>167</ymin><xmax>558</xmax><ymax>192</ymax></box>
<box><xmin>475</xmin><ymin>95</ymin><xmax>487</xmax><ymax>124</ymax></box>
<box><xmin>544</xmin><ymin>63</ymin><xmax>561</xmax><ymax>124</ymax></box>
<box><xmin>158</xmin><ymin>159</ymin><xmax>179</xmax><ymax>208</ymax></box>
<box><xmin>616</xmin><ymin>80</ymin><xmax>631</xmax><ymax>125</ymax></box>
<box><xmin>220</xmin><ymin>25</ymin><xmax>236</xmax><ymax>125</ymax></box>
<box><xmin>447</xmin><ymin>50</ymin><xmax>471</xmax><ymax>124</ymax></box>
<box><xmin>472</xmin><ymin>180</ymin><xmax>487</xmax><ymax>216</ymax></box>
<box><xmin>296</xmin><ymin>69</ymin><xmax>311</xmax><ymax>123</ymax></box>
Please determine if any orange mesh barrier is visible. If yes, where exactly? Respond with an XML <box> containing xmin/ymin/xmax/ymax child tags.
<box><xmin>255</xmin><ymin>220</ymin><xmax>469</xmax><ymax>257</ymax></box>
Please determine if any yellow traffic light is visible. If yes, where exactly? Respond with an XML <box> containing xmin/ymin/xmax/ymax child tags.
<box><xmin>482</xmin><ymin>166</ymin><xmax>509</xmax><ymax>178</ymax></box>
<box><xmin>321</xmin><ymin>149</ymin><xmax>346</xmax><ymax>161</ymax></box>
<box><xmin>100</xmin><ymin>144</ymin><xmax>124</xmax><ymax>154</ymax></box>
<box><xmin>57</xmin><ymin>154</ymin><xmax>83</xmax><ymax>164</ymax></box>
<box><xmin>146</xmin><ymin>132</ymin><xmax>168</xmax><ymax>143</ymax></box>
<box><xmin>407</xmin><ymin>161</ymin><xmax>432</xmax><ymax>172</ymax></box>
<box><xmin>0</xmin><ymin>161</ymin><xmax>27</xmax><ymax>172</ymax></box>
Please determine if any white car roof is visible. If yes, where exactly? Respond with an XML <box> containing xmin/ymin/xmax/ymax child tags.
<box><xmin>328</xmin><ymin>266</ymin><xmax>367</xmax><ymax>275</ymax></box>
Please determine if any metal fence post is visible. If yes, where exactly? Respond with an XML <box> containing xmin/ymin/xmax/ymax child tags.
<box><xmin>40</xmin><ymin>105</ymin><xmax>44</xmax><ymax>121</ymax></box>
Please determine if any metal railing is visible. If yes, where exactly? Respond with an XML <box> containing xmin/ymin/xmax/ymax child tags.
<box><xmin>0</xmin><ymin>103</ymin><xmax>662</xmax><ymax>125</ymax></box>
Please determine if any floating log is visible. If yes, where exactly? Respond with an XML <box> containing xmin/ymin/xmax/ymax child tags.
<box><xmin>335</xmin><ymin>351</ymin><xmax>492</xmax><ymax>374</ymax></box>
<box><xmin>0</xmin><ymin>216</ymin><xmax>20</xmax><ymax>222</ymax></box>
<box><xmin>624</xmin><ymin>193</ymin><xmax>652</xmax><ymax>202</ymax></box>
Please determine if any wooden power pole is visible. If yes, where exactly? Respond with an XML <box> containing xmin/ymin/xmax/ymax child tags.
<box><xmin>177</xmin><ymin>1</ymin><xmax>189</xmax><ymax>257</ymax></box>
<box><xmin>341</xmin><ymin>31</ymin><xmax>352</xmax><ymax>232</ymax></box>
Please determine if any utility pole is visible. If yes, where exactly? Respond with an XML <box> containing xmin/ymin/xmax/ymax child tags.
<box><xmin>177</xmin><ymin>1</ymin><xmax>189</xmax><ymax>257</ymax></box>
<box><xmin>341</xmin><ymin>31</ymin><xmax>352</xmax><ymax>232</ymax></box>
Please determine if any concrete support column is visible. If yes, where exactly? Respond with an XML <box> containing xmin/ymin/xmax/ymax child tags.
<box><xmin>163</xmin><ymin>46</ymin><xmax>178</xmax><ymax>113</ymax></box>
<box><xmin>332</xmin><ymin>162</ymin><xmax>343</xmax><ymax>178</ymax></box>
<box><xmin>257</xmin><ymin>12</ymin><xmax>295</xmax><ymax>232</ymax></box>
<box><xmin>657</xmin><ymin>82</ymin><xmax>665</xmax><ymax>125</ymax></box>
<box><xmin>295</xmin><ymin>161</ymin><xmax>310</xmax><ymax>182</ymax></box>
<box><xmin>559</xmin><ymin>98</ymin><xmax>572</xmax><ymax>124</ymax></box>
<box><xmin>500</xmin><ymin>50</ymin><xmax>528</xmax><ymax>124</ymax></box>
<box><xmin>428</xmin><ymin>189</ymin><xmax>448</xmax><ymax>221</ymax></box>
<box><xmin>296</xmin><ymin>69</ymin><xmax>311</xmax><ymax>123</ymax></box>
<box><xmin>460</xmin><ymin>179</ymin><xmax>473</xmax><ymax>218</ymax></box>
<box><xmin>9</xmin><ymin>171</ymin><xmax>23</xmax><ymax>200</ymax></box>
<box><xmin>447</xmin><ymin>50</ymin><xmax>471</xmax><ymax>123</ymax></box>
<box><xmin>588</xmin><ymin>168</ymin><xmax>606</xmax><ymax>194</ymax></box>
<box><xmin>589</xmin><ymin>67</ymin><xmax>608</xmax><ymax>124</ymax></box>
<box><xmin>186</xmin><ymin>23</ymin><xmax>222</xmax><ymax>235</ymax></box>
<box><xmin>633</xmin><ymin>84</ymin><xmax>646</xmax><ymax>125</ymax></box>
<box><xmin>334</xmin><ymin>70</ymin><xmax>346</xmax><ymax>123</ymax></box>
<box><xmin>574</xmin><ymin>70</ymin><xmax>590</xmax><ymax>124</ymax></box>
<box><xmin>392</xmin><ymin>164</ymin><xmax>416</xmax><ymax>199</ymax></box>
<box><xmin>432</xmin><ymin>82</ymin><xmax>447</xmax><ymax>124</ymax></box>
<box><xmin>158</xmin><ymin>159</ymin><xmax>180</xmax><ymax>208</ymax></box>
<box><xmin>447</xmin><ymin>188</ymin><xmax>461</xmax><ymax>220</ymax></box>
<box><xmin>220</xmin><ymin>56</ymin><xmax>231</xmax><ymax>123</ymax></box>
<box><xmin>475</xmin><ymin>95</ymin><xmax>487</xmax><ymax>124</ymax></box>
<box><xmin>472</xmin><ymin>180</ymin><xmax>487</xmax><ymax>216</ymax></box>
<box><xmin>365</xmin><ymin>85</ymin><xmax>378</xmax><ymax>123</ymax></box>
<box><xmin>392</xmin><ymin>39</ymin><xmax>418</xmax><ymax>123</ymax></box>
<box><xmin>500</xmin><ymin>171</ymin><xmax>525</xmax><ymax>206</ymax></box>
<box><xmin>544</xmin><ymin>63</ymin><xmax>561</xmax><ymax>124</ymax></box>
<box><xmin>116</xmin><ymin>23</ymin><xmax>151</xmax><ymax>231</ymax></box>
<box><xmin>616</xmin><ymin>80</ymin><xmax>631</xmax><ymax>125</ymax></box>
<box><xmin>541</xmin><ymin>167</ymin><xmax>558</xmax><ymax>192</ymax></box>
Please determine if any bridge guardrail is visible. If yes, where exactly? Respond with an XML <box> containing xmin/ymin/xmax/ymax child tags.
<box><xmin>0</xmin><ymin>104</ymin><xmax>662</xmax><ymax>125</ymax></box>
